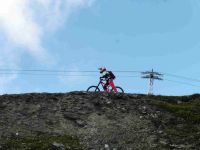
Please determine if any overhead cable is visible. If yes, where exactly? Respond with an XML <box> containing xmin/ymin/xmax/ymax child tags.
<box><xmin>164</xmin><ymin>79</ymin><xmax>200</xmax><ymax>88</ymax></box>
<box><xmin>163</xmin><ymin>73</ymin><xmax>200</xmax><ymax>83</ymax></box>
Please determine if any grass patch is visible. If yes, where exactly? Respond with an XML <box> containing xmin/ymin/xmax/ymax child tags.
<box><xmin>164</xmin><ymin>124</ymin><xmax>200</xmax><ymax>146</ymax></box>
<box><xmin>147</xmin><ymin>96</ymin><xmax>200</xmax><ymax>122</ymax></box>
<box><xmin>0</xmin><ymin>134</ymin><xmax>84</xmax><ymax>150</ymax></box>
<box><xmin>147</xmin><ymin>95</ymin><xmax>200</xmax><ymax>147</ymax></box>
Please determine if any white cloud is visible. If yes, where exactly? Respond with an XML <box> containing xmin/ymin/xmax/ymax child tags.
<box><xmin>0</xmin><ymin>44</ymin><xmax>19</xmax><ymax>94</ymax></box>
<box><xmin>0</xmin><ymin>0</ymin><xmax>96</xmax><ymax>56</ymax></box>
<box><xmin>0</xmin><ymin>0</ymin><xmax>96</xmax><ymax>93</ymax></box>
<box><xmin>0</xmin><ymin>0</ymin><xmax>42</xmax><ymax>55</ymax></box>
<box><xmin>0</xmin><ymin>74</ymin><xmax>17</xmax><ymax>94</ymax></box>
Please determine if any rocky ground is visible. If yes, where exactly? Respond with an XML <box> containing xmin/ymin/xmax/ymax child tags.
<box><xmin>0</xmin><ymin>92</ymin><xmax>200</xmax><ymax>149</ymax></box>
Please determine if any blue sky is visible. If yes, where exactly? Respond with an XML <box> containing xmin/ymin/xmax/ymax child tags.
<box><xmin>0</xmin><ymin>0</ymin><xmax>200</xmax><ymax>95</ymax></box>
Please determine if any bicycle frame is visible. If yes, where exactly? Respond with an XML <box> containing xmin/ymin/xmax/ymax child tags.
<box><xmin>96</xmin><ymin>78</ymin><xmax>112</xmax><ymax>92</ymax></box>
<box><xmin>87</xmin><ymin>78</ymin><xmax>123</xmax><ymax>93</ymax></box>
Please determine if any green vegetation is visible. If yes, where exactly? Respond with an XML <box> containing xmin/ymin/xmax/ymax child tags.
<box><xmin>0</xmin><ymin>134</ymin><xmax>84</xmax><ymax>150</ymax></box>
<box><xmin>147</xmin><ymin>94</ymin><xmax>200</xmax><ymax>122</ymax></box>
<box><xmin>147</xmin><ymin>94</ymin><xmax>200</xmax><ymax>147</ymax></box>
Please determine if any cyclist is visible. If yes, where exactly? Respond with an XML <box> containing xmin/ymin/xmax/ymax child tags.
<box><xmin>98</xmin><ymin>67</ymin><xmax>117</xmax><ymax>92</ymax></box>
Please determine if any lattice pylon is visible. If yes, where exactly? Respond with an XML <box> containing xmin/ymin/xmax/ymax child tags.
<box><xmin>141</xmin><ymin>69</ymin><xmax>163</xmax><ymax>95</ymax></box>
<box><xmin>148</xmin><ymin>78</ymin><xmax>154</xmax><ymax>95</ymax></box>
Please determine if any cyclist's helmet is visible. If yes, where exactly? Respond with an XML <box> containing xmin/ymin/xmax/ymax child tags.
<box><xmin>99</xmin><ymin>67</ymin><xmax>106</xmax><ymax>74</ymax></box>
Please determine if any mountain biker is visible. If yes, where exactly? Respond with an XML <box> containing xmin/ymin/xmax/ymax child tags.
<box><xmin>99</xmin><ymin>67</ymin><xmax>117</xmax><ymax>92</ymax></box>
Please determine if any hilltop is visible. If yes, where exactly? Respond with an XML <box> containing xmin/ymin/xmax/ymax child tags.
<box><xmin>0</xmin><ymin>92</ymin><xmax>200</xmax><ymax>149</ymax></box>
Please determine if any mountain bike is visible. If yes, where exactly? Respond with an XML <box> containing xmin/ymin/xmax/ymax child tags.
<box><xmin>87</xmin><ymin>78</ymin><xmax>124</xmax><ymax>93</ymax></box>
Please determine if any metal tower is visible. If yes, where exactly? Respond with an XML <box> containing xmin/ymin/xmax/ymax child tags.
<box><xmin>141</xmin><ymin>69</ymin><xmax>163</xmax><ymax>95</ymax></box>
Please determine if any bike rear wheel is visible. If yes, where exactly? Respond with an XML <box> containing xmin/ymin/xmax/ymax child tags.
<box><xmin>87</xmin><ymin>86</ymin><xmax>100</xmax><ymax>92</ymax></box>
<box><xmin>112</xmin><ymin>86</ymin><xmax>124</xmax><ymax>94</ymax></box>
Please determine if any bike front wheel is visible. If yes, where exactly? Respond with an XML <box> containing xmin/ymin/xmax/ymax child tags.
<box><xmin>112</xmin><ymin>86</ymin><xmax>124</xmax><ymax>94</ymax></box>
<box><xmin>87</xmin><ymin>86</ymin><xmax>100</xmax><ymax>92</ymax></box>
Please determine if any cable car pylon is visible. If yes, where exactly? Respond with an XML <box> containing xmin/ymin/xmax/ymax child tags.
<box><xmin>141</xmin><ymin>69</ymin><xmax>163</xmax><ymax>95</ymax></box>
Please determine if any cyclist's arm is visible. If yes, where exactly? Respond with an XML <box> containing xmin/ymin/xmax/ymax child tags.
<box><xmin>102</xmin><ymin>73</ymin><xmax>110</xmax><ymax>78</ymax></box>
<box><xmin>100</xmin><ymin>76</ymin><xmax>104</xmax><ymax>79</ymax></box>
<box><xmin>100</xmin><ymin>76</ymin><xmax>106</xmax><ymax>80</ymax></box>
<box><xmin>100</xmin><ymin>74</ymin><xmax>106</xmax><ymax>78</ymax></box>
<box><xmin>100</xmin><ymin>76</ymin><xmax>109</xmax><ymax>82</ymax></box>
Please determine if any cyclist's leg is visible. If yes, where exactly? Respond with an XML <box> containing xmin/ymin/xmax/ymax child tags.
<box><xmin>109</xmin><ymin>79</ymin><xmax>118</xmax><ymax>93</ymax></box>
<box><xmin>103</xmin><ymin>80</ymin><xmax>109</xmax><ymax>92</ymax></box>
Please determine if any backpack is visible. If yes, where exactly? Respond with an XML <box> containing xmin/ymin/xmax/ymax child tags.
<box><xmin>108</xmin><ymin>71</ymin><xmax>116</xmax><ymax>79</ymax></box>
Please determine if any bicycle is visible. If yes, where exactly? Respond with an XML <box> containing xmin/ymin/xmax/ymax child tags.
<box><xmin>87</xmin><ymin>78</ymin><xmax>124</xmax><ymax>93</ymax></box>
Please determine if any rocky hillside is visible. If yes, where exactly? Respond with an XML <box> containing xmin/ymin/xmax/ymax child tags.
<box><xmin>0</xmin><ymin>92</ymin><xmax>200</xmax><ymax>150</ymax></box>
